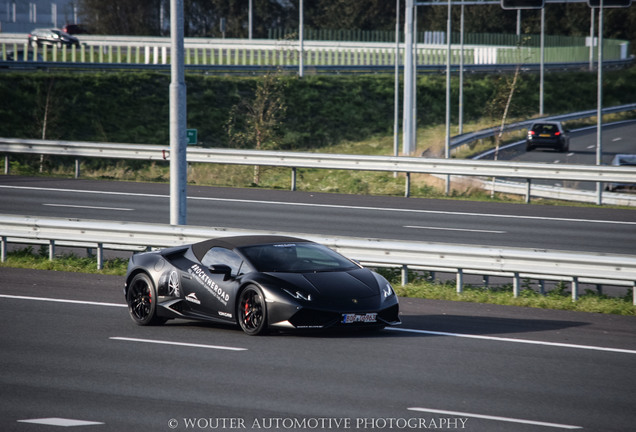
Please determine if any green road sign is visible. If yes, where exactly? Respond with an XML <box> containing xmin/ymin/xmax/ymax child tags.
<box><xmin>186</xmin><ymin>129</ymin><xmax>197</xmax><ymax>145</ymax></box>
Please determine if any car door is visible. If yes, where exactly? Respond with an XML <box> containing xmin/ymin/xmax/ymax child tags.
<box><xmin>180</xmin><ymin>247</ymin><xmax>244</xmax><ymax>322</ymax></box>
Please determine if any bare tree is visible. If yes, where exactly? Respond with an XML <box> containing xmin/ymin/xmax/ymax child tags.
<box><xmin>227</xmin><ymin>72</ymin><xmax>287</xmax><ymax>185</ymax></box>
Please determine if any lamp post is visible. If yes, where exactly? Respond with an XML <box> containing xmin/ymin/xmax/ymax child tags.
<box><xmin>169</xmin><ymin>0</ymin><xmax>187</xmax><ymax>225</ymax></box>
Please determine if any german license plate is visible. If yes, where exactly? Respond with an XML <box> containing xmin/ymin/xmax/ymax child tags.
<box><xmin>342</xmin><ymin>313</ymin><xmax>377</xmax><ymax>324</ymax></box>
<box><xmin>539</xmin><ymin>133</ymin><xmax>551</xmax><ymax>137</ymax></box>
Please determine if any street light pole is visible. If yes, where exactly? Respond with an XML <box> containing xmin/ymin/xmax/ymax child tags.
<box><xmin>540</xmin><ymin>6</ymin><xmax>545</xmax><ymax>116</ymax></box>
<box><xmin>444</xmin><ymin>0</ymin><xmax>452</xmax><ymax>195</ymax></box>
<box><xmin>299</xmin><ymin>0</ymin><xmax>304</xmax><ymax>78</ymax></box>
<box><xmin>249</xmin><ymin>0</ymin><xmax>253</xmax><ymax>40</ymax></box>
<box><xmin>402</xmin><ymin>0</ymin><xmax>414</xmax><ymax>155</ymax></box>
<box><xmin>169</xmin><ymin>0</ymin><xmax>187</xmax><ymax>225</ymax></box>
<box><xmin>596</xmin><ymin>0</ymin><xmax>604</xmax><ymax>205</ymax></box>
<box><xmin>394</xmin><ymin>0</ymin><xmax>401</xmax><ymax>160</ymax></box>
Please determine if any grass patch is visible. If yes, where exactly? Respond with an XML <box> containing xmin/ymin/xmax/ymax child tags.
<box><xmin>394</xmin><ymin>281</ymin><xmax>635</xmax><ymax>316</ymax></box>
<box><xmin>0</xmin><ymin>247</ymin><xmax>128</xmax><ymax>275</ymax></box>
<box><xmin>392</xmin><ymin>279</ymin><xmax>636</xmax><ymax>316</ymax></box>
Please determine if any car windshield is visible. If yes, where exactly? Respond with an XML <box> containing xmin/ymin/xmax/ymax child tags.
<box><xmin>531</xmin><ymin>123</ymin><xmax>559</xmax><ymax>134</ymax></box>
<box><xmin>239</xmin><ymin>242</ymin><xmax>358</xmax><ymax>273</ymax></box>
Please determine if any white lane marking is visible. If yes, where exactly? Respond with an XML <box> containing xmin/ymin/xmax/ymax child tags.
<box><xmin>404</xmin><ymin>225</ymin><xmax>506</xmax><ymax>234</ymax></box>
<box><xmin>612</xmin><ymin>137</ymin><xmax>622</xmax><ymax>142</ymax></box>
<box><xmin>43</xmin><ymin>203</ymin><xmax>134</xmax><ymax>211</ymax></box>
<box><xmin>408</xmin><ymin>408</ymin><xmax>582</xmax><ymax>430</ymax></box>
<box><xmin>2</xmin><ymin>294</ymin><xmax>633</xmax><ymax>355</ymax></box>
<box><xmin>18</xmin><ymin>417</ymin><xmax>105</xmax><ymax>427</ymax></box>
<box><xmin>110</xmin><ymin>336</ymin><xmax>247</xmax><ymax>352</ymax></box>
<box><xmin>1</xmin><ymin>184</ymin><xmax>634</xmax><ymax>226</ymax></box>
<box><xmin>0</xmin><ymin>294</ymin><xmax>126</xmax><ymax>308</ymax></box>
<box><xmin>387</xmin><ymin>327</ymin><xmax>636</xmax><ymax>355</ymax></box>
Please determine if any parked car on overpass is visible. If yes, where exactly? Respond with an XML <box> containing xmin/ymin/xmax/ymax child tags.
<box><xmin>28</xmin><ymin>28</ymin><xmax>79</xmax><ymax>49</ymax></box>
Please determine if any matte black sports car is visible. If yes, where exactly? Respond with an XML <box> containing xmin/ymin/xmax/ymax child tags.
<box><xmin>124</xmin><ymin>235</ymin><xmax>400</xmax><ymax>335</ymax></box>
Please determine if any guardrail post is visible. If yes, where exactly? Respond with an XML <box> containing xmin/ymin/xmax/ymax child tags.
<box><xmin>513</xmin><ymin>272</ymin><xmax>520</xmax><ymax>297</ymax></box>
<box><xmin>572</xmin><ymin>277</ymin><xmax>579</xmax><ymax>301</ymax></box>
<box><xmin>49</xmin><ymin>240</ymin><xmax>55</xmax><ymax>261</ymax></box>
<box><xmin>456</xmin><ymin>268</ymin><xmax>464</xmax><ymax>294</ymax></box>
<box><xmin>75</xmin><ymin>159</ymin><xmax>80</xmax><ymax>178</ymax></box>
<box><xmin>1</xmin><ymin>236</ymin><xmax>6</xmax><ymax>262</ymax></box>
<box><xmin>401</xmin><ymin>265</ymin><xmax>408</xmax><ymax>286</ymax></box>
<box><xmin>525</xmin><ymin>179</ymin><xmax>532</xmax><ymax>204</ymax></box>
<box><xmin>405</xmin><ymin>172</ymin><xmax>411</xmax><ymax>198</ymax></box>
<box><xmin>632</xmin><ymin>281</ymin><xmax>635</xmax><ymax>306</ymax></box>
<box><xmin>97</xmin><ymin>243</ymin><xmax>104</xmax><ymax>270</ymax></box>
<box><xmin>4</xmin><ymin>155</ymin><xmax>8</xmax><ymax>174</ymax></box>
<box><xmin>291</xmin><ymin>167</ymin><xmax>297</xmax><ymax>191</ymax></box>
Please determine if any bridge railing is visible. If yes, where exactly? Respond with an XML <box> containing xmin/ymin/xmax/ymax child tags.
<box><xmin>0</xmin><ymin>34</ymin><xmax>630</xmax><ymax>66</ymax></box>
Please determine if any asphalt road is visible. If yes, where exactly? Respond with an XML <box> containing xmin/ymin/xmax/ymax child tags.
<box><xmin>1</xmin><ymin>268</ymin><xmax>635</xmax><ymax>432</ymax></box>
<box><xmin>0</xmin><ymin>175</ymin><xmax>635</xmax><ymax>255</ymax></box>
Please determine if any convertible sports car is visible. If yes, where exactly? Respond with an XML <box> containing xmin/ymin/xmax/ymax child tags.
<box><xmin>124</xmin><ymin>235</ymin><xmax>400</xmax><ymax>335</ymax></box>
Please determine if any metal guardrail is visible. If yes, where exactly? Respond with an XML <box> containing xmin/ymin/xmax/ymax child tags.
<box><xmin>2</xmin><ymin>137</ymin><xmax>636</xmax><ymax>200</ymax></box>
<box><xmin>0</xmin><ymin>215</ymin><xmax>634</xmax><ymax>303</ymax></box>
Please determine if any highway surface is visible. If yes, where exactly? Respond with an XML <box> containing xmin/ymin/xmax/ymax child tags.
<box><xmin>1</xmin><ymin>268</ymin><xmax>635</xmax><ymax>432</ymax></box>
<box><xmin>0</xmin><ymin>175</ymin><xmax>635</xmax><ymax>255</ymax></box>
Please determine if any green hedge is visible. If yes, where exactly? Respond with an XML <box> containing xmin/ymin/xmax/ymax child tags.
<box><xmin>1</xmin><ymin>67</ymin><xmax>634</xmax><ymax>150</ymax></box>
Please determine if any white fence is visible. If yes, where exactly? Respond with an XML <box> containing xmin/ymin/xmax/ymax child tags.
<box><xmin>0</xmin><ymin>214</ymin><xmax>635</xmax><ymax>304</ymax></box>
<box><xmin>0</xmin><ymin>34</ymin><xmax>630</xmax><ymax>66</ymax></box>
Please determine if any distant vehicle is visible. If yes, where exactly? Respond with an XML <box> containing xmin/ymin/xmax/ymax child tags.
<box><xmin>606</xmin><ymin>154</ymin><xmax>636</xmax><ymax>192</ymax></box>
<box><xmin>28</xmin><ymin>28</ymin><xmax>80</xmax><ymax>48</ymax></box>
<box><xmin>62</xmin><ymin>24</ymin><xmax>89</xmax><ymax>35</ymax></box>
<box><xmin>526</xmin><ymin>121</ymin><xmax>570</xmax><ymax>152</ymax></box>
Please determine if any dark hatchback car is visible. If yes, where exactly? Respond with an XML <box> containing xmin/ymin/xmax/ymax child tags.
<box><xmin>526</xmin><ymin>121</ymin><xmax>570</xmax><ymax>152</ymax></box>
<box><xmin>28</xmin><ymin>28</ymin><xmax>80</xmax><ymax>48</ymax></box>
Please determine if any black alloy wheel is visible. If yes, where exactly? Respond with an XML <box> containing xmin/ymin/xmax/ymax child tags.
<box><xmin>126</xmin><ymin>273</ymin><xmax>166</xmax><ymax>326</ymax></box>
<box><xmin>237</xmin><ymin>285</ymin><xmax>268</xmax><ymax>335</ymax></box>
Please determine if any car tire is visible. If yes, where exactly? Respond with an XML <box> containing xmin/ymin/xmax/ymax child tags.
<box><xmin>237</xmin><ymin>285</ymin><xmax>268</xmax><ymax>336</ymax></box>
<box><xmin>560</xmin><ymin>141</ymin><xmax>569</xmax><ymax>153</ymax></box>
<box><xmin>126</xmin><ymin>273</ymin><xmax>166</xmax><ymax>326</ymax></box>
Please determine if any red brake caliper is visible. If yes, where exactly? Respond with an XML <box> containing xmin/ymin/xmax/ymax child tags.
<box><xmin>244</xmin><ymin>300</ymin><xmax>250</xmax><ymax>324</ymax></box>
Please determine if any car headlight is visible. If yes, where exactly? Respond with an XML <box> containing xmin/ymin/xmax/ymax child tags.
<box><xmin>383</xmin><ymin>283</ymin><xmax>395</xmax><ymax>298</ymax></box>
<box><xmin>283</xmin><ymin>289</ymin><xmax>312</xmax><ymax>302</ymax></box>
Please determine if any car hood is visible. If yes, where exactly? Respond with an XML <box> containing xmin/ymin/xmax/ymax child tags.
<box><xmin>267</xmin><ymin>268</ymin><xmax>380</xmax><ymax>300</ymax></box>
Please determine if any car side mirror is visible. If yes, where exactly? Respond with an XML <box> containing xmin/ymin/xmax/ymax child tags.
<box><xmin>209</xmin><ymin>264</ymin><xmax>232</xmax><ymax>280</ymax></box>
